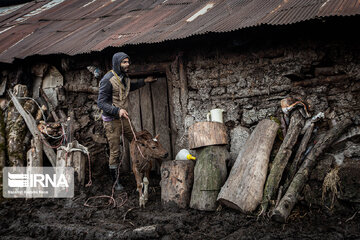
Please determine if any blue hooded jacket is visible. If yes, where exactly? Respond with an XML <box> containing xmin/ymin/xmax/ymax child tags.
<box><xmin>97</xmin><ymin>52</ymin><xmax>145</xmax><ymax>119</ymax></box>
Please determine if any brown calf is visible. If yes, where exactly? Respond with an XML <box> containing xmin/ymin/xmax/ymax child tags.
<box><xmin>130</xmin><ymin>130</ymin><xmax>168</xmax><ymax>207</ymax></box>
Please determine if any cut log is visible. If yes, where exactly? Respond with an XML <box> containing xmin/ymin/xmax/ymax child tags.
<box><xmin>190</xmin><ymin>145</ymin><xmax>229</xmax><ymax>211</ymax></box>
<box><xmin>9</xmin><ymin>90</ymin><xmax>57</xmax><ymax>167</ymax></box>
<box><xmin>261</xmin><ymin>110</ymin><xmax>305</xmax><ymax>213</ymax></box>
<box><xmin>160</xmin><ymin>160</ymin><xmax>195</xmax><ymax>208</ymax></box>
<box><xmin>188</xmin><ymin>122</ymin><xmax>228</xmax><ymax>149</ymax></box>
<box><xmin>217</xmin><ymin>119</ymin><xmax>279</xmax><ymax>212</ymax></box>
<box><xmin>271</xmin><ymin>118</ymin><xmax>352</xmax><ymax>223</ymax></box>
<box><xmin>283</xmin><ymin>123</ymin><xmax>314</xmax><ymax>191</ymax></box>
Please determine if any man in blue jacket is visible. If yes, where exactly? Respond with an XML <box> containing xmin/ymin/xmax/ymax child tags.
<box><xmin>98</xmin><ymin>52</ymin><xmax>156</xmax><ymax>190</ymax></box>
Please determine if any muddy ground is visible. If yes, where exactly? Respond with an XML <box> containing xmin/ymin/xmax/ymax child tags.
<box><xmin>1</xmin><ymin>169</ymin><xmax>360</xmax><ymax>240</ymax></box>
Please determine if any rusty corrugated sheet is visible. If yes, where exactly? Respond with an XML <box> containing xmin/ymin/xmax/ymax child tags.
<box><xmin>0</xmin><ymin>0</ymin><xmax>359</xmax><ymax>63</ymax></box>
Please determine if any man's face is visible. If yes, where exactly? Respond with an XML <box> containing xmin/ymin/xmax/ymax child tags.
<box><xmin>120</xmin><ymin>58</ymin><xmax>130</xmax><ymax>72</ymax></box>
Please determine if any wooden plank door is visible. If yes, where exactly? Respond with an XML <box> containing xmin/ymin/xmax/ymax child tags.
<box><xmin>124</xmin><ymin>77</ymin><xmax>173</xmax><ymax>172</ymax></box>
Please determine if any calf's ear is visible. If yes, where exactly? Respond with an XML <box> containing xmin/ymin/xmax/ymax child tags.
<box><xmin>154</xmin><ymin>134</ymin><xmax>160</xmax><ymax>140</ymax></box>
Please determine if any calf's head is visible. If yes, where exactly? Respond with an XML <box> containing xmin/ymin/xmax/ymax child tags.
<box><xmin>134</xmin><ymin>130</ymin><xmax>168</xmax><ymax>160</ymax></box>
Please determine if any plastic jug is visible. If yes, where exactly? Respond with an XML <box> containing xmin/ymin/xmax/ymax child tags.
<box><xmin>175</xmin><ymin>149</ymin><xmax>196</xmax><ymax>160</ymax></box>
<box><xmin>207</xmin><ymin>108</ymin><xmax>225</xmax><ymax>123</ymax></box>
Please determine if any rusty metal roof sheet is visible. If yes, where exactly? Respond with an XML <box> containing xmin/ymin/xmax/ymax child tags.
<box><xmin>0</xmin><ymin>0</ymin><xmax>359</xmax><ymax>63</ymax></box>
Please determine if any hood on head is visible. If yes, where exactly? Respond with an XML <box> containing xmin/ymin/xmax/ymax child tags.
<box><xmin>112</xmin><ymin>52</ymin><xmax>129</xmax><ymax>75</ymax></box>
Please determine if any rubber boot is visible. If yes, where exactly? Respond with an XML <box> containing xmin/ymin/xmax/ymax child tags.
<box><xmin>109</xmin><ymin>165</ymin><xmax>124</xmax><ymax>191</ymax></box>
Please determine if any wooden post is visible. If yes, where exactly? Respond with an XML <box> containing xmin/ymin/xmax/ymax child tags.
<box><xmin>190</xmin><ymin>145</ymin><xmax>229</xmax><ymax>211</ymax></box>
<box><xmin>271</xmin><ymin>118</ymin><xmax>352</xmax><ymax>223</ymax></box>
<box><xmin>217</xmin><ymin>119</ymin><xmax>279</xmax><ymax>212</ymax></box>
<box><xmin>160</xmin><ymin>160</ymin><xmax>195</xmax><ymax>208</ymax></box>
<box><xmin>165</xmin><ymin>65</ymin><xmax>178</xmax><ymax>158</ymax></box>
<box><xmin>27</xmin><ymin>136</ymin><xmax>43</xmax><ymax>167</ymax></box>
<box><xmin>178</xmin><ymin>53</ymin><xmax>188</xmax><ymax>117</ymax></box>
<box><xmin>261</xmin><ymin>110</ymin><xmax>305</xmax><ymax>213</ymax></box>
<box><xmin>26</xmin><ymin>136</ymin><xmax>43</xmax><ymax>198</ymax></box>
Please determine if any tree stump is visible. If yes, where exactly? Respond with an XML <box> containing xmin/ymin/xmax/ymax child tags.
<box><xmin>160</xmin><ymin>160</ymin><xmax>195</xmax><ymax>208</ymax></box>
<box><xmin>190</xmin><ymin>145</ymin><xmax>229</xmax><ymax>211</ymax></box>
<box><xmin>188</xmin><ymin>122</ymin><xmax>228</xmax><ymax>149</ymax></box>
<box><xmin>217</xmin><ymin>119</ymin><xmax>279</xmax><ymax>212</ymax></box>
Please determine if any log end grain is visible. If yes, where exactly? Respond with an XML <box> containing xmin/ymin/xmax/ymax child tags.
<box><xmin>188</xmin><ymin>122</ymin><xmax>228</xmax><ymax>149</ymax></box>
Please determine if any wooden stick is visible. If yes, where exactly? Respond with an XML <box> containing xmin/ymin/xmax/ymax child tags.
<box><xmin>271</xmin><ymin>118</ymin><xmax>352</xmax><ymax>223</ymax></box>
<box><xmin>261</xmin><ymin>110</ymin><xmax>305</xmax><ymax>214</ymax></box>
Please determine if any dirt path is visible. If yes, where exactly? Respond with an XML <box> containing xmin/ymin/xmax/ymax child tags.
<box><xmin>1</xmin><ymin>173</ymin><xmax>359</xmax><ymax>240</ymax></box>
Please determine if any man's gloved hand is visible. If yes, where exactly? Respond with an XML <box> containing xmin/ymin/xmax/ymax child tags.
<box><xmin>144</xmin><ymin>76</ymin><xmax>157</xmax><ymax>83</ymax></box>
<box><xmin>119</xmin><ymin>109</ymin><xmax>129</xmax><ymax>119</ymax></box>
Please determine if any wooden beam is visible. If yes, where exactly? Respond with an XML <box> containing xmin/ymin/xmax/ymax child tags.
<box><xmin>128</xmin><ymin>63</ymin><xmax>168</xmax><ymax>77</ymax></box>
<box><xmin>293</xmin><ymin>75</ymin><xmax>348</xmax><ymax>87</ymax></box>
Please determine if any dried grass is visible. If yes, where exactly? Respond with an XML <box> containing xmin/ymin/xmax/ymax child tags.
<box><xmin>322</xmin><ymin>167</ymin><xmax>340</xmax><ymax>209</ymax></box>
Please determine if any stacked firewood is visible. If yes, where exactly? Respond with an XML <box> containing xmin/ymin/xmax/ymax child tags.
<box><xmin>217</xmin><ymin>96</ymin><xmax>353</xmax><ymax>222</ymax></box>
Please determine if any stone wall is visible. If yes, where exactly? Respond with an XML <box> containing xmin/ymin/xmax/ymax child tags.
<box><xmin>171</xmin><ymin>38</ymin><xmax>360</xmax><ymax>163</ymax></box>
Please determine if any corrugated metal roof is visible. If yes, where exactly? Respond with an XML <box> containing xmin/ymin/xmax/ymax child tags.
<box><xmin>0</xmin><ymin>0</ymin><xmax>359</xmax><ymax>63</ymax></box>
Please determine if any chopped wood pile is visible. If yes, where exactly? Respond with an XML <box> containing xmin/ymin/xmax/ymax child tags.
<box><xmin>1</xmin><ymin>83</ymin><xmax>90</xmax><ymax>193</ymax></box>
<box><xmin>172</xmin><ymin>96</ymin><xmax>357</xmax><ymax>223</ymax></box>
<box><xmin>217</xmin><ymin>97</ymin><xmax>354</xmax><ymax>222</ymax></box>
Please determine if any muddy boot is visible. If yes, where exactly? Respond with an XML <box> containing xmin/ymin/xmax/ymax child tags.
<box><xmin>109</xmin><ymin>165</ymin><xmax>124</xmax><ymax>191</ymax></box>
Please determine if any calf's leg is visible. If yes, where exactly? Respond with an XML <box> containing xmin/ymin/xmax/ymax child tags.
<box><xmin>133</xmin><ymin>167</ymin><xmax>145</xmax><ymax>207</ymax></box>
